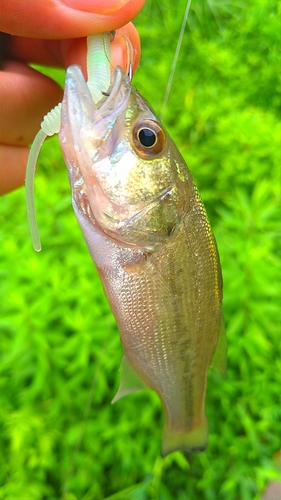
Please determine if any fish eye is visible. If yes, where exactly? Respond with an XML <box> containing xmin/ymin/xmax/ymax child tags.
<box><xmin>138</xmin><ymin>128</ymin><xmax>157</xmax><ymax>147</ymax></box>
<box><xmin>131</xmin><ymin>120</ymin><xmax>165</xmax><ymax>158</ymax></box>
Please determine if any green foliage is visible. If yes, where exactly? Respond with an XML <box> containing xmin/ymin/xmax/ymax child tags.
<box><xmin>1</xmin><ymin>0</ymin><xmax>280</xmax><ymax>498</ymax></box>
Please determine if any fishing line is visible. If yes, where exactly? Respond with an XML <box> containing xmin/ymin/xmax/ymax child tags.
<box><xmin>160</xmin><ymin>0</ymin><xmax>192</xmax><ymax>120</ymax></box>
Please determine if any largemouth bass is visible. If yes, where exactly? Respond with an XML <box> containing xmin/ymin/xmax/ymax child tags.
<box><xmin>59</xmin><ymin>64</ymin><xmax>227</xmax><ymax>457</ymax></box>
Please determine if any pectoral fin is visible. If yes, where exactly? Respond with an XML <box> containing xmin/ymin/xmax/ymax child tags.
<box><xmin>112</xmin><ymin>356</ymin><xmax>146</xmax><ymax>404</ymax></box>
<box><xmin>210</xmin><ymin>317</ymin><xmax>227</xmax><ymax>378</ymax></box>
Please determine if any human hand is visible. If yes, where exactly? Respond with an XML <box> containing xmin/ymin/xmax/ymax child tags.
<box><xmin>0</xmin><ymin>0</ymin><xmax>145</xmax><ymax>194</ymax></box>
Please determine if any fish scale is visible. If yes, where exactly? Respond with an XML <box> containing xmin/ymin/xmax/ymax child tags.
<box><xmin>95</xmin><ymin>193</ymin><xmax>221</xmax><ymax>454</ymax></box>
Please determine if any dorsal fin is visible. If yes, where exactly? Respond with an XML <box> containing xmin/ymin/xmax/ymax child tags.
<box><xmin>210</xmin><ymin>317</ymin><xmax>227</xmax><ymax>378</ymax></box>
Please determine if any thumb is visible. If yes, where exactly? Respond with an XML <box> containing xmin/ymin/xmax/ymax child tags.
<box><xmin>0</xmin><ymin>0</ymin><xmax>146</xmax><ymax>39</ymax></box>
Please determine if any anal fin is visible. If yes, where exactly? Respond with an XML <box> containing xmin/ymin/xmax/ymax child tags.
<box><xmin>112</xmin><ymin>356</ymin><xmax>146</xmax><ymax>404</ymax></box>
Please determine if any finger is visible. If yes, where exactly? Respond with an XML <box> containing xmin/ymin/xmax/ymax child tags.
<box><xmin>110</xmin><ymin>24</ymin><xmax>141</xmax><ymax>74</ymax></box>
<box><xmin>0</xmin><ymin>61</ymin><xmax>63</xmax><ymax>146</ymax></box>
<box><xmin>0</xmin><ymin>0</ymin><xmax>146</xmax><ymax>39</ymax></box>
<box><xmin>66</xmin><ymin>24</ymin><xmax>141</xmax><ymax>76</ymax></box>
<box><xmin>4</xmin><ymin>23</ymin><xmax>141</xmax><ymax>73</ymax></box>
<box><xmin>0</xmin><ymin>145</ymin><xmax>29</xmax><ymax>195</ymax></box>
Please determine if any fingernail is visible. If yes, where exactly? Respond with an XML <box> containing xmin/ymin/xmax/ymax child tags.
<box><xmin>111</xmin><ymin>34</ymin><xmax>134</xmax><ymax>75</ymax></box>
<box><xmin>62</xmin><ymin>0</ymin><xmax>131</xmax><ymax>14</ymax></box>
<box><xmin>110</xmin><ymin>38</ymin><xmax>127</xmax><ymax>73</ymax></box>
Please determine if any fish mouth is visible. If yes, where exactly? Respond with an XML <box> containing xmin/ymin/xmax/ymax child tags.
<box><xmin>59</xmin><ymin>64</ymin><xmax>132</xmax><ymax>215</ymax></box>
<box><xmin>96</xmin><ymin>66</ymin><xmax>131</xmax><ymax>117</ymax></box>
<box><xmin>61</xmin><ymin>63</ymin><xmax>131</xmax><ymax>147</ymax></box>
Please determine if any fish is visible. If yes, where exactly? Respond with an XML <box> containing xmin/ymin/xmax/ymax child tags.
<box><xmin>58</xmin><ymin>63</ymin><xmax>227</xmax><ymax>458</ymax></box>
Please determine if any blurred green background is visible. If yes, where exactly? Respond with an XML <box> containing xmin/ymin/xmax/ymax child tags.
<box><xmin>0</xmin><ymin>0</ymin><xmax>280</xmax><ymax>498</ymax></box>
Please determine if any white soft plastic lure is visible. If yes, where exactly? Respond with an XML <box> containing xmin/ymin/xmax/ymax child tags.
<box><xmin>25</xmin><ymin>33</ymin><xmax>112</xmax><ymax>251</ymax></box>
